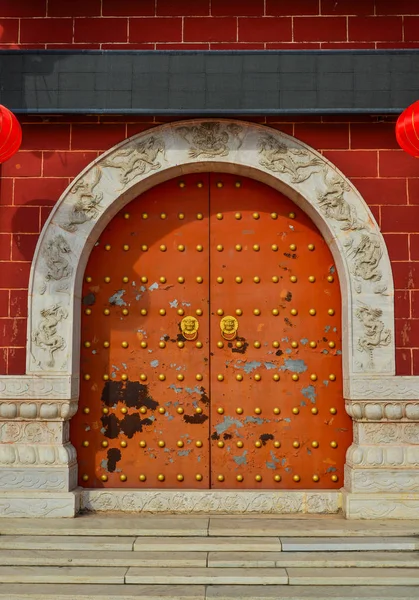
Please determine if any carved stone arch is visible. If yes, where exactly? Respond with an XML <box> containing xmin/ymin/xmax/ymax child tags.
<box><xmin>28</xmin><ymin>119</ymin><xmax>395</xmax><ymax>384</ymax></box>
<box><xmin>4</xmin><ymin>118</ymin><xmax>419</xmax><ymax>519</ymax></box>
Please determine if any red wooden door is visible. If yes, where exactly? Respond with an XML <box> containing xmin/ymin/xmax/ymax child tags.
<box><xmin>71</xmin><ymin>173</ymin><xmax>352</xmax><ymax>489</ymax></box>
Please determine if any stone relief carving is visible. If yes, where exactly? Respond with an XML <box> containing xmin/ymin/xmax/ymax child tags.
<box><xmin>355</xmin><ymin>422</ymin><xmax>419</xmax><ymax>445</ymax></box>
<box><xmin>0</xmin><ymin>498</ymin><xmax>76</xmax><ymax>518</ymax></box>
<box><xmin>177</xmin><ymin>122</ymin><xmax>244</xmax><ymax>158</ymax></box>
<box><xmin>39</xmin><ymin>234</ymin><xmax>73</xmax><ymax>295</ymax></box>
<box><xmin>344</xmin><ymin>234</ymin><xmax>385</xmax><ymax>295</ymax></box>
<box><xmin>346</xmin><ymin>443</ymin><xmax>419</xmax><ymax>467</ymax></box>
<box><xmin>0</xmin><ymin>376</ymin><xmax>76</xmax><ymax>400</ymax></box>
<box><xmin>0</xmin><ymin>401</ymin><xmax>78</xmax><ymax>420</ymax></box>
<box><xmin>317</xmin><ymin>173</ymin><xmax>363</xmax><ymax>231</ymax></box>
<box><xmin>345</xmin><ymin>497</ymin><xmax>419</xmax><ymax>520</ymax></box>
<box><xmin>306</xmin><ymin>492</ymin><xmax>339</xmax><ymax>514</ymax></box>
<box><xmin>355</xmin><ymin>305</ymin><xmax>391</xmax><ymax>370</ymax></box>
<box><xmin>0</xmin><ymin>470</ymin><xmax>67</xmax><ymax>490</ymax></box>
<box><xmin>32</xmin><ymin>305</ymin><xmax>68</xmax><ymax>369</ymax></box>
<box><xmin>81</xmin><ymin>490</ymin><xmax>338</xmax><ymax>514</ymax></box>
<box><xmin>258</xmin><ymin>134</ymin><xmax>325</xmax><ymax>182</ymax></box>
<box><xmin>101</xmin><ymin>135</ymin><xmax>165</xmax><ymax>186</ymax></box>
<box><xmin>346</xmin><ymin>467</ymin><xmax>419</xmax><ymax>493</ymax></box>
<box><xmin>60</xmin><ymin>166</ymin><xmax>103</xmax><ymax>233</ymax></box>
<box><xmin>0</xmin><ymin>442</ymin><xmax>76</xmax><ymax>466</ymax></box>
<box><xmin>348</xmin><ymin>380</ymin><xmax>419</xmax><ymax>401</ymax></box>
<box><xmin>346</xmin><ymin>400</ymin><xmax>419</xmax><ymax>422</ymax></box>
<box><xmin>0</xmin><ymin>422</ymin><xmax>58</xmax><ymax>444</ymax></box>
<box><xmin>315</xmin><ymin>173</ymin><xmax>384</xmax><ymax>294</ymax></box>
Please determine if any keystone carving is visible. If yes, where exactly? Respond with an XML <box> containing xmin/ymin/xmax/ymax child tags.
<box><xmin>32</xmin><ymin>305</ymin><xmax>68</xmax><ymax>369</ymax></box>
<box><xmin>177</xmin><ymin>122</ymin><xmax>243</xmax><ymax>158</ymax></box>
<box><xmin>61</xmin><ymin>166</ymin><xmax>103</xmax><ymax>232</ymax></box>
<box><xmin>101</xmin><ymin>135</ymin><xmax>165</xmax><ymax>186</ymax></box>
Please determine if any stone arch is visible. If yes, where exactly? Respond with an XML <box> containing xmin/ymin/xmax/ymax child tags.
<box><xmin>28</xmin><ymin>119</ymin><xmax>395</xmax><ymax>385</ymax></box>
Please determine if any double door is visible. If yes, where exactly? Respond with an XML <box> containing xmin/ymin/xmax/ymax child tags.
<box><xmin>72</xmin><ymin>173</ymin><xmax>351</xmax><ymax>489</ymax></box>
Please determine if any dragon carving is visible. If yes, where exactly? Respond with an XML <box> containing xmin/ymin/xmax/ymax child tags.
<box><xmin>61</xmin><ymin>167</ymin><xmax>103</xmax><ymax>232</ymax></box>
<box><xmin>177</xmin><ymin>122</ymin><xmax>244</xmax><ymax>159</ymax></box>
<box><xmin>32</xmin><ymin>305</ymin><xmax>68</xmax><ymax>369</ymax></box>
<box><xmin>356</xmin><ymin>305</ymin><xmax>391</xmax><ymax>370</ymax></box>
<box><xmin>39</xmin><ymin>235</ymin><xmax>73</xmax><ymax>295</ymax></box>
<box><xmin>102</xmin><ymin>136</ymin><xmax>165</xmax><ymax>186</ymax></box>
<box><xmin>258</xmin><ymin>134</ymin><xmax>325</xmax><ymax>183</ymax></box>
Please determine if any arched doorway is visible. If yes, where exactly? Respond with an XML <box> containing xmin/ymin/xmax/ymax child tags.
<box><xmin>71</xmin><ymin>173</ymin><xmax>352</xmax><ymax>490</ymax></box>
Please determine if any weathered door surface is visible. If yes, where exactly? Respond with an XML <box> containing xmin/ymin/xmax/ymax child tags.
<box><xmin>71</xmin><ymin>173</ymin><xmax>352</xmax><ymax>489</ymax></box>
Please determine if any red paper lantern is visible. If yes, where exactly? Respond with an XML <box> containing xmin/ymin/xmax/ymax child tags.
<box><xmin>396</xmin><ymin>100</ymin><xmax>419</xmax><ymax>158</ymax></box>
<box><xmin>0</xmin><ymin>105</ymin><xmax>22</xmax><ymax>163</ymax></box>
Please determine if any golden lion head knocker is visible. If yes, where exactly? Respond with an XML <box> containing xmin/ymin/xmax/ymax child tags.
<box><xmin>180</xmin><ymin>316</ymin><xmax>199</xmax><ymax>341</ymax></box>
<box><xmin>220</xmin><ymin>315</ymin><xmax>239</xmax><ymax>341</ymax></box>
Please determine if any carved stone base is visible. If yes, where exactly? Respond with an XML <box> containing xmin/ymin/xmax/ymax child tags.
<box><xmin>81</xmin><ymin>489</ymin><xmax>341</xmax><ymax>514</ymax></box>
<box><xmin>344</xmin><ymin>465</ymin><xmax>419</xmax><ymax>493</ymax></box>
<box><xmin>0</xmin><ymin>465</ymin><xmax>78</xmax><ymax>491</ymax></box>
<box><xmin>0</xmin><ymin>490</ymin><xmax>80</xmax><ymax>518</ymax></box>
<box><xmin>342</xmin><ymin>489</ymin><xmax>419</xmax><ymax>519</ymax></box>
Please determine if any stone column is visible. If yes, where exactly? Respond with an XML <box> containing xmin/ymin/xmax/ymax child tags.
<box><xmin>0</xmin><ymin>376</ymin><xmax>79</xmax><ymax>517</ymax></box>
<box><xmin>343</xmin><ymin>381</ymin><xmax>419</xmax><ymax>519</ymax></box>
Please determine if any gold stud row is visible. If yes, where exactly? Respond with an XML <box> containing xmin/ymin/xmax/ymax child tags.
<box><xmin>177</xmin><ymin>180</ymin><xmax>241</xmax><ymax>189</ymax></box>
<box><xmin>90</xmin><ymin>473</ymin><xmax>206</xmax><ymax>483</ymax></box>
<box><xmin>84</xmin><ymin>340</ymin><xmax>337</xmax><ymax>351</ymax></box>
<box><xmin>82</xmin><ymin>405</ymin><xmax>337</xmax><ymax>417</ymax></box>
<box><xmin>84</xmin><ymin>372</ymin><xmax>337</xmax><ymax>383</ymax></box>
<box><xmin>89</xmin><ymin>275</ymin><xmax>335</xmax><ymax>288</ymax></box>
<box><xmin>84</xmin><ymin>276</ymin><xmax>334</xmax><ymax>287</ymax></box>
<box><xmin>84</xmin><ymin>472</ymin><xmax>338</xmax><ymax>483</ymax></box>
<box><xmin>102</xmin><ymin>244</ymin><xmax>330</xmax><ymax>254</ymax></box>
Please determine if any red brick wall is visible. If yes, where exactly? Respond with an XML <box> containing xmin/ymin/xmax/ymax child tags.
<box><xmin>0</xmin><ymin>0</ymin><xmax>418</xmax><ymax>49</ymax></box>
<box><xmin>0</xmin><ymin>115</ymin><xmax>418</xmax><ymax>376</ymax></box>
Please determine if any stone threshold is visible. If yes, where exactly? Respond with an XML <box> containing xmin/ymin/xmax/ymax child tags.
<box><xmin>80</xmin><ymin>489</ymin><xmax>341</xmax><ymax>515</ymax></box>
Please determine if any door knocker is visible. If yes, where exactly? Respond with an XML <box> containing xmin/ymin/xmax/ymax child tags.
<box><xmin>180</xmin><ymin>316</ymin><xmax>199</xmax><ymax>341</ymax></box>
<box><xmin>220</xmin><ymin>315</ymin><xmax>239</xmax><ymax>341</ymax></box>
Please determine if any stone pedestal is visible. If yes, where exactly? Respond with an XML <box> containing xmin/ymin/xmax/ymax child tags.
<box><xmin>343</xmin><ymin>394</ymin><xmax>419</xmax><ymax>519</ymax></box>
<box><xmin>0</xmin><ymin>376</ymin><xmax>79</xmax><ymax>517</ymax></box>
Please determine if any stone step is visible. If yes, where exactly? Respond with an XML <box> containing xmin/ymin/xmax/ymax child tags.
<box><xmin>208</xmin><ymin>550</ymin><xmax>419</xmax><ymax>568</ymax></box>
<box><xmin>0</xmin><ymin>566</ymin><xmax>127</xmax><ymax>584</ymax></box>
<box><xmin>125</xmin><ymin>567</ymin><xmax>288</xmax><ymax>585</ymax></box>
<box><xmin>2</xmin><ymin>549</ymin><xmax>419</xmax><ymax>569</ymax></box>
<box><xmin>0</xmin><ymin>550</ymin><xmax>207</xmax><ymax>567</ymax></box>
<box><xmin>1</xmin><ymin>585</ymin><xmax>419</xmax><ymax>600</ymax></box>
<box><xmin>280</xmin><ymin>536</ymin><xmax>419</xmax><ymax>551</ymax></box>
<box><xmin>0</xmin><ymin>583</ymin><xmax>205</xmax><ymax>600</ymax></box>
<box><xmin>2</xmin><ymin>515</ymin><xmax>419</xmax><ymax>538</ymax></box>
<box><xmin>2</xmin><ymin>584</ymin><xmax>419</xmax><ymax>600</ymax></box>
<box><xmin>208</xmin><ymin>517</ymin><xmax>419</xmax><ymax>538</ymax></box>
<box><xmin>133</xmin><ymin>536</ymin><xmax>282</xmax><ymax>552</ymax></box>
<box><xmin>0</xmin><ymin>535</ymin><xmax>136</xmax><ymax>551</ymax></box>
<box><xmin>206</xmin><ymin>586</ymin><xmax>419</xmax><ymax>600</ymax></box>
<box><xmin>0</xmin><ymin>516</ymin><xmax>209</xmax><ymax>537</ymax></box>
<box><xmin>286</xmin><ymin>567</ymin><xmax>419</xmax><ymax>586</ymax></box>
